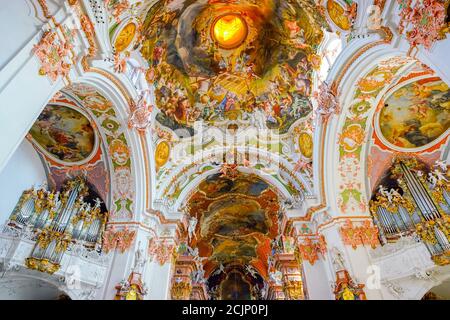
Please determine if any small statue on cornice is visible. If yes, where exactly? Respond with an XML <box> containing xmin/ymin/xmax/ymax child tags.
<box><xmin>188</xmin><ymin>216</ymin><xmax>198</xmax><ymax>241</ymax></box>
<box><xmin>133</xmin><ymin>241</ymin><xmax>147</xmax><ymax>274</ymax></box>
<box><xmin>331</xmin><ymin>247</ymin><xmax>347</xmax><ymax>272</ymax></box>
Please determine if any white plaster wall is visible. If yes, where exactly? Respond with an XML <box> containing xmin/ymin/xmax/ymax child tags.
<box><xmin>0</xmin><ymin>0</ymin><xmax>42</xmax><ymax>70</ymax></box>
<box><xmin>0</xmin><ymin>140</ymin><xmax>47</xmax><ymax>224</ymax></box>
<box><xmin>303</xmin><ymin>261</ymin><xmax>334</xmax><ymax>300</ymax></box>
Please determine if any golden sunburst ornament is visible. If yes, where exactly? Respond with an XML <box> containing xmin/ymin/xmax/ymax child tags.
<box><xmin>212</xmin><ymin>14</ymin><xmax>248</xmax><ymax>49</ymax></box>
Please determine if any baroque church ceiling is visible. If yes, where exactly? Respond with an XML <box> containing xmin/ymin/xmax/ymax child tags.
<box><xmin>2</xmin><ymin>0</ymin><xmax>450</xmax><ymax>301</ymax></box>
<box><xmin>140</xmin><ymin>0</ymin><xmax>328</xmax><ymax>135</ymax></box>
<box><xmin>186</xmin><ymin>172</ymin><xmax>279</xmax><ymax>279</ymax></box>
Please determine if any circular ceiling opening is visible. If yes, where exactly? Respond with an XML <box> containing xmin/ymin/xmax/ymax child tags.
<box><xmin>212</xmin><ymin>14</ymin><xmax>248</xmax><ymax>49</ymax></box>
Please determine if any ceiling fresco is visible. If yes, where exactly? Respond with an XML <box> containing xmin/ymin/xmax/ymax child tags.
<box><xmin>29</xmin><ymin>105</ymin><xmax>96</xmax><ymax>164</ymax></box>
<box><xmin>141</xmin><ymin>0</ymin><xmax>329</xmax><ymax>135</ymax></box>
<box><xmin>379</xmin><ymin>77</ymin><xmax>450</xmax><ymax>149</ymax></box>
<box><xmin>187</xmin><ymin>172</ymin><xmax>279</xmax><ymax>279</ymax></box>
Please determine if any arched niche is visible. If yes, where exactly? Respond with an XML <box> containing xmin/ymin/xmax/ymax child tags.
<box><xmin>0</xmin><ymin>276</ymin><xmax>69</xmax><ymax>300</ymax></box>
<box><xmin>27</xmin><ymin>76</ymin><xmax>143</xmax><ymax>223</ymax></box>
<box><xmin>326</xmin><ymin>48</ymin><xmax>449</xmax><ymax>216</ymax></box>
<box><xmin>422</xmin><ymin>278</ymin><xmax>450</xmax><ymax>300</ymax></box>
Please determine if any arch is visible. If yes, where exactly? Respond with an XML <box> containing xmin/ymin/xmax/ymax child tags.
<box><xmin>327</xmin><ymin>49</ymin><xmax>426</xmax><ymax>215</ymax></box>
<box><xmin>155</xmin><ymin>146</ymin><xmax>312</xmax><ymax>212</ymax></box>
<box><xmin>26</xmin><ymin>69</ymin><xmax>147</xmax><ymax>223</ymax></box>
<box><xmin>60</xmin><ymin>81</ymin><xmax>136</xmax><ymax>221</ymax></box>
<box><xmin>69</xmin><ymin>70</ymin><xmax>149</xmax><ymax>223</ymax></box>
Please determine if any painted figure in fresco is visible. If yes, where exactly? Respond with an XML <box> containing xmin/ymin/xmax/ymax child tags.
<box><xmin>294</xmin><ymin>73</ymin><xmax>311</xmax><ymax>96</ymax></box>
<box><xmin>380</xmin><ymin>79</ymin><xmax>450</xmax><ymax>149</ymax></box>
<box><xmin>250</xmin><ymin>107</ymin><xmax>268</xmax><ymax>129</ymax></box>
<box><xmin>29</xmin><ymin>106</ymin><xmax>95</xmax><ymax>163</ymax></box>
<box><xmin>141</xmin><ymin>0</ymin><xmax>328</xmax><ymax>134</ymax></box>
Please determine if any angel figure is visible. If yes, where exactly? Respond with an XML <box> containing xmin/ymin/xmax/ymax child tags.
<box><xmin>428</xmin><ymin>172</ymin><xmax>438</xmax><ymax>189</ymax></box>
<box><xmin>433</xmin><ymin>169</ymin><xmax>448</xmax><ymax>183</ymax></box>
<box><xmin>378</xmin><ymin>184</ymin><xmax>392</xmax><ymax>202</ymax></box>
<box><xmin>435</xmin><ymin>160</ymin><xmax>447</xmax><ymax>172</ymax></box>
<box><xmin>389</xmin><ymin>189</ymin><xmax>402</xmax><ymax>199</ymax></box>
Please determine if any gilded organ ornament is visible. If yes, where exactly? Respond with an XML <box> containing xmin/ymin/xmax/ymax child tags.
<box><xmin>369</xmin><ymin>158</ymin><xmax>450</xmax><ymax>266</ymax></box>
<box><xmin>8</xmin><ymin>178</ymin><xmax>108</xmax><ymax>275</ymax></box>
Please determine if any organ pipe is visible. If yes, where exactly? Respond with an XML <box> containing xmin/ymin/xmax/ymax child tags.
<box><xmin>369</xmin><ymin>159</ymin><xmax>450</xmax><ymax>266</ymax></box>
<box><xmin>5</xmin><ymin>177</ymin><xmax>108</xmax><ymax>274</ymax></box>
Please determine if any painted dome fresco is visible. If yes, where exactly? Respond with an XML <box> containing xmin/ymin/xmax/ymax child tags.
<box><xmin>29</xmin><ymin>105</ymin><xmax>96</xmax><ymax>163</ymax></box>
<box><xmin>379</xmin><ymin>77</ymin><xmax>450</xmax><ymax>149</ymax></box>
<box><xmin>186</xmin><ymin>173</ymin><xmax>279</xmax><ymax>279</ymax></box>
<box><xmin>141</xmin><ymin>0</ymin><xmax>329</xmax><ymax>135</ymax></box>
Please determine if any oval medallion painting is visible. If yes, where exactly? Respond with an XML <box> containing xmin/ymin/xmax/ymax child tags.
<box><xmin>326</xmin><ymin>0</ymin><xmax>351</xmax><ymax>31</ymax></box>
<box><xmin>298</xmin><ymin>132</ymin><xmax>313</xmax><ymax>158</ymax></box>
<box><xmin>379</xmin><ymin>78</ymin><xmax>450</xmax><ymax>149</ymax></box>
<box><xmin>29</xmin><ymin>105</ymin><xmax>96</xmax><ymax>163</ymax></box>
<box><xmin>114</xmin><ymin>22</ymin><xmax>137</xmax><ymax>52</ymax></box>
<box><xmin>155</xmin><ymin>140</ymin><xmax>170</xmax><ymax>168</ymax></box>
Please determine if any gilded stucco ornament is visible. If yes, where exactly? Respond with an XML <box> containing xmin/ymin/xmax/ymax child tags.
<box><xmin>128</xmin><ymin>94</ymin><xmax>154</xmax><ymax>132</ymax></box>
<box><xmin>33</xmin><ymin>30</ymin><xmax>73</xmax><ymax>82</ymax></box>
<box><xmin>297</xmin><ymin>236</ymin><xmax>327</xmax><ymax>265</ymax></box>
<box><xmin>340</xmin><ymin>220</ymin><xmax>380</xmax><ymax>250</ymax></box>
<box><xmin>102</xmin><ymin>227</ymin><xmax>136</xmax><ymax>253</ymax></box>
<box><xmin>397</xmin><ymin>0</ymin><xmax>449</xmax><ymax>50</ymax></box>
<box><xmin>148</xmin><ymin>238</ymin><xmax>175</xmax><ymax>266</ymax></box>
<box><xmin>333</xmin><ymin>269</ymin><xmax>367</xmax><ymax>300</ymax></box>
<box><xmin>314</xmin><ymin>82</ymin><xmax>340</xmax><ymax>122</ymax></box>
<box><xmin>115</xmin><ymin>272</ymin><xmax>148</xmax><ymax>300</ymax></box>
<box><xmin>171</xmin><ymin>280</ymin><xmax>192</xmax><ymax>300</ymax></box>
